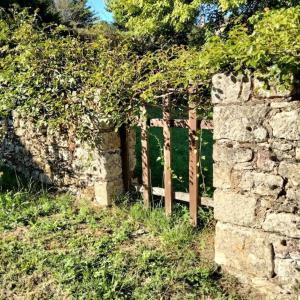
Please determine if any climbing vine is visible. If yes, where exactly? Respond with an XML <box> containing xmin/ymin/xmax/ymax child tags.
<box><xmin>0</xmin><ymin>4</ymin><xmax>299</xmax><ymax>138</ymax></box>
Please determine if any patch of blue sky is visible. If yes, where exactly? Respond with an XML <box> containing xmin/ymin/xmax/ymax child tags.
<box><xmin>87</xmin><ymin>0</ymin><xmax>113</xmax><ymax>22</ymax></box>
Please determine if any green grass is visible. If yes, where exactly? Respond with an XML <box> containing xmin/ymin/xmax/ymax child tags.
<box><xmin>0</xmin><ymin>108</ymin><xmax>242</xmax><ymax>299</ymax></box>
<box><xmin>0</xmin><ymin>189</ymin><xmax>241</xmax><ymax>299</ymax></box>
<box><xmin>135</xmin><ymin>107</ymin><xmax>213</xmax><ymax>195</ymax></box>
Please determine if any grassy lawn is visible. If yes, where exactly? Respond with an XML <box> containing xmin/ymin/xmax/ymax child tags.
<box><xmin>0</xmin><ymin>180</ymin><xmax>242</xmax><ymax>299</ymax></box>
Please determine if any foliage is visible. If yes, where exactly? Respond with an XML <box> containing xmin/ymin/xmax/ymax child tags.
<box><xmin>0</xmin><ymin>0</ymin><xmax>96</xmax><ymax>27</ymax></box>
<box><xmin>106</xmin><ymin>0</ymin><xmax>204</xmax><ymax>42</ymax></box>
<box><xmin>0</xmin><ymin>0</ymin><xmax>60</xmax><ymax>24</ymax></box>
<box><xmin>0</xmin><ymin>4</ymin><xmax>300</xmax><ymax>133</ymax></box>
<box><xmin>0</xmin><ymin>190</ymin><xmax>241</xmax><ymax>299</ymax></box>
<box><xmin>53</xmin><ymin>0</ymin><xmax>97</xmax><ymax>27</ymax></box>
<box><xmin>135</xmin><ymin>5</ymin><xmax>300</xmax><ymax>100</ymax></box>
<box><xmin>0</xmin><ymin>9</ymin><xmax>142</xmax><ymax>139</ymax></box>
<box><xmin>106</xmin><ymin>0</ymin><xmax>300</xmax><ymax>45</ymax></box>
<box><xmin>219</xmin><ymin>0</ymin><xmax>299</xmax><ymax>11</ymax></box>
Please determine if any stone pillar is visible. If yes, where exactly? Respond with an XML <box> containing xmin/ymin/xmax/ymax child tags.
<box><xmin>0</xmin><ymin>112</ymin><xmax>136</xmax><ymax>206</ymax></box>
<box><xmin>212</xmin><ymin>74</ymin><xmax>300</xmax><ymax>298</ymax></box>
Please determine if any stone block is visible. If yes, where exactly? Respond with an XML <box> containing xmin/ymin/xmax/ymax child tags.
<box><xmin>213</xmin><ymin>142</ymin><xmax>253</xmax><ymax>163</ymax></box>
<box><xmin>253</xmin><ymin>78</ymin><xmax>292</xmax><ymax>99</ymax></box>
<box><xmin>273</xmin><ymin>149</ymin><xmax>294</xmax><ymax>161</ymax></box>
<box><xmin>238</xmin><ymin>171</ymin><xmax>283</xmax><ymax>196</ymax></box>
<box><xmin>274</xmin><ymin>259</ymin><xmax>300</xmax><ymax>281</ymax></box>
<box><xmin>272</xmin><ymin>141</ymin><xmax>293</xmax><ymax>152</ymax></box>
<box><xmin>214</xmin><ymin>105</ymin><xmax>269</xmax><ymax>142</ymax></box>
<box><xmin>214</xmin><ymin>190</ymin><xmax>257</xmax><ymax>226</ymax></box>
<box><xmin>253</xmin><ymin>127</ymin><xmax>268</xmax><ymax>141</ymax></box>
<box><xmin>97</xmin><ymin>152</ymin><xmax>123</xmax><ymax>180</ymax></box>
<box><xmin>94</xmin><ymin>179</ymin><xmax>123</xmax><ymax>206</ymax></box>
<box><xmin>263</xmin><ymin>213</ymin><xmax>300</xmax><ymax>239</ymax></box>
<box><xmin>269</xmin><ymin>109</ymin><xmax>300</xmax><ymax>141</ymax></box>
<box><xmin>272</xmin><ymin>196</ymin><xmax>299</xmax><ymax>214</ymax></box>
<box><xmin>257</xmin><ymin>150</ymin><xmax>277</xmax><ymax>172</ymax></box>
<box><xmin>213</xmin><ymin>163</ymin><xmax>232</xmax><ymax>189</ymax></box>
<box><xmin>296</xmin><ymin>148</ymin><xmax>300</xmax><ymax>160</ymax></box>
<box><xmin>73</xmin><ymin>147</ymin><xmax>122</xmax><ymax>180</ymax></box>
<box><xmin>232</xmin><ymin>162</ymin><xmax>254</xmax><ymax>170</ymax></box>
<box><xmin>270</xmin><ymin>102</ymin><xmax>295</xmax><ymax>109</ymax></box>
<box><xmin>14</xmin><ymin>128</ymin><xmax>26</xmax><ymax>137</ymax></box>
<box><xmin>94</xmin><ymin>132</ymin><xmax>121</xmax><ymax>151</ymax></box>
<box><xmin>79</xmin><ymin>186</ymin><xmax>95</xmax><ymax>201</ymax></box>
<box><xmin>212</xmin><ymin>73</ymin><xmax>251</xmax><ymax>104</ymax></box>
<box><xmin>215</xmin><ymin>222</ymin><xmax>274</xmax><ymax>278</ymax></box>
<box><xmin>278</xmin><ymin>162</ymin><xmax>300</xmax><ymax>187</ymax></box>
<box><xmin>286</xmin><ymin>188</ymin><xmax>300</xmax><ymax>201</ymax></box>
<box><xmin>273</xmin><ymin>238</ymin><xmax>300</xmax><ymax>260</ymax></box>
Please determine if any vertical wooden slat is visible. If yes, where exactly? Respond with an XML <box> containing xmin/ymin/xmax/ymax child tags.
<box><xmin>163</xmin><ymin>95</ymin><xmax>173</xmax><ymax>216</ymax></box>
<box><xmin>141</xmin><ymin>107</ymin><xmax>151</xmax><ymax>209</ymax></box>
<box><xmin>189</xmin><ymin>98</ymin><xmax>199</xmax><ymax>227</ymax></box>
<box><xmin>120</xmin><ymin>125</ymin><xmax>130</xmax><ymax>191</ymax></box>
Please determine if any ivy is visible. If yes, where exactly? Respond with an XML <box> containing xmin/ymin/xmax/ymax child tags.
<box><xmin>0</xmin><ymin>5</ymin><xmax>299</xmax><ymax>139</ymax></box>
<box><xmin>0</xmin><ymin>9</ymin><xmax>144</xmax><ymax>140</ymax></box>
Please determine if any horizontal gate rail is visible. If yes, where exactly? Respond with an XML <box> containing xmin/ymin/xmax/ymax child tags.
<box><xmin>150</xmin><ymin>119</ymin><xmax>188</xmax><ymax>128</ymax></box>
<box><xmin>134</xmin><ymin>185</ymin><xmax>214</xmax><ymax>208</ymax></box>
<box><xmin>148</xmin><ymin>119</ymin><xmax>213</xmax><ymax>130</ymax></box>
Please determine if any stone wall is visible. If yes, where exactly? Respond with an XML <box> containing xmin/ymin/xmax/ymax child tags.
<box><xmin>0</xmin><ymin>111</ymin><xmax>136</xmax><ymax>206</ymax></box>
<box><xmin>212</xmin><ymin>74</ymin><xmax>300</xmax><ymax>299</ymax></box>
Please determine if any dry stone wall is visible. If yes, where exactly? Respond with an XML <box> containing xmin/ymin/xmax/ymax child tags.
<box><xmin>212</xmin><ymin>73</ymin><xmax>300</xmax><ymax>299</ymax></box>
<box><xmin>0</xmin><ymin>111</ymin><xmax>136</xmax><ymax>206</ymax></box>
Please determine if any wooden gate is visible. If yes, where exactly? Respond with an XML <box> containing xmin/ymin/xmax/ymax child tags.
<box><xmin>121</xmin><ymin>91</ymin><xmax>214</xmax><ymax>227</ymax></box>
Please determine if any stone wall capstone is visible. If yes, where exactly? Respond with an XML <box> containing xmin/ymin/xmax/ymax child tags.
<box><xmin>0</xmin><ymin>112</ymin><xmax>136</xmax><ymax>206</ymax></box>
<box><xmin>212</xmin><ymin>73</ymin><xmax>300</xmax><ymax>299</ymax></box>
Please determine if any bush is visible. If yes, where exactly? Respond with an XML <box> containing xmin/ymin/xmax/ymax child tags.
<box><xmin>0</xmin><ymin>5</ymin><xmax>299</xmax><ymax>135</ymax></box>
<box><xmin>0</xmin><ymin>9</ymin><xmax>143</xmax><ymax>140</ymax></box>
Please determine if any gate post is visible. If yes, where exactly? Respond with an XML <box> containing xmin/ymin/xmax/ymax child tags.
<box><xmin>163</xmin><ymin>94</ymin><xmax>173</xmax><ymax>216</ymax></box>
<box><xmin>120</xmin><ymin>125</ymin><xmax>130</xmax><ymax>191</ymax></box>
<box><xmin>212</xmin><ymin>73</ymin><xmax>300</xmax><ymax>298</ymax></box>
<box><xmin>188</xmin><ymin>87</ymin><xmax>200</xmax><ymax>227</ymax></box>
<box><xmin>141</xmin><ymin>106</ymin><xmax>151</xmax><ymax>209</ymax></box>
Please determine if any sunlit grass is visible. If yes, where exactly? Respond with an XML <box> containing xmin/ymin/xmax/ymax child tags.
<box><xmin>0</xmin><ymin>189</ymin><xmax>240</xmax><ymax>299</ymax></box>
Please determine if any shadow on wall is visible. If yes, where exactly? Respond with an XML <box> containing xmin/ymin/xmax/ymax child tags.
<box><xmin>0</xmin><ymin>113</ymin><xmax>75</xmax><ymax>192</ymax></box>
<box><xmin>0</xmin><ymin>112</ymin><xmax>127</xmax><ymax>206</ymax></box>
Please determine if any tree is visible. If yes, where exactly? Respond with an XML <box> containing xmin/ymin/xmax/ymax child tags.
<box><xmin>53</xmin><ymin>0</ymin><xmax>96</xmax><ymax>27</ymax></box>
<box><xmin>107</xmin><ymin>0</ymin><xmax>300</xmax><ymax>46</ymax></box>
<box><xmin>0</xmin><ymin>0</ymin><xmax>96</xmax><ymax>27</ymax></box>
<box><xmin>106</xmin><ymin>0</ymin><xmax>208</xmax><ymax>44</ymax></box>
<box><xmin>0</xmin><ymin>0</ymin><xmax>59</xmax><ymax>23</ymax></box>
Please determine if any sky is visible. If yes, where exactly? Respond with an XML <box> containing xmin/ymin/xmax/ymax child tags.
<box><xmin>87</xmin><ymin>0</ymin><xmax>113</xmax><ymax>22</ymax></box>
